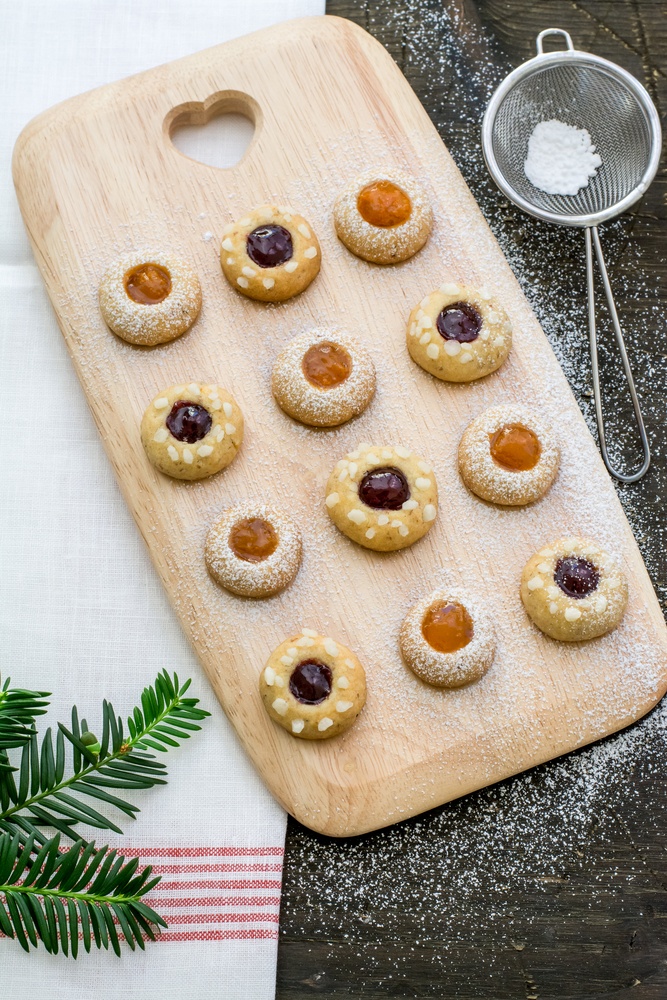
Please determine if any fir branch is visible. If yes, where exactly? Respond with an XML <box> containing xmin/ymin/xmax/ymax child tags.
<box><xmin>0</xmin><ymin>670</ymin><xmax>209</xmax><ymax>846</ymax></box>
<box><xmin>0</xmin><ymin>831</ymin><xmax>167</xmax><ymax>956</ymax></box>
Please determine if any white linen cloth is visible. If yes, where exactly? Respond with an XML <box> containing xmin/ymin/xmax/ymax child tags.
<box><xmin>0</xmin><ymin>1</ymin><xmax>323</xmax><ymax>996</ymax></box>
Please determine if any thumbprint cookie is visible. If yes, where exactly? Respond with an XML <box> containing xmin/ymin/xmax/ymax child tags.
<box><xmin>272</xmin><ymin>329</ymin><xmax>376</xmax><ymax>427</ymax></box>
<box><xmin>407</xmin><ymin>282</ymin><xmax>512</xmax><ymax>382</ymax></box>
<box><xmin>205</xmin><ymin>504</ymin><xmax>302</xmax><ymax>599</ymax></box>
<box><xmin>260</xmin><ymin>629</ymin><xmax>366</xmax><ymax>739</ymax></box>
<box><xmin>521</xmin><ymin>537</ymin><xmax>628</xmax><ymax>641</ymax></box>
<box><xmin>459</xmin><ymin>404</ymin><xmax>560</xmax><ymax>506</ymax></box>
<box><xmin>220</xmin><ymin>205</ymin><xmax>320</xmax><ymax>302</ymax></box>
<box><xmin>325</xmin><ymin>443</ymin><xmax>438</xmax><ymax>551</ymax></box>
<box><xmin>99</xmin><ymin>251</ymin><xmax>202</xmax><ymax>346</ymax></box>
<box><xmin>400</xmin><ymin>590</ymin><xmax>496</xmax><ymax>688</ymax></box>
<box><xmin>141</xmin><ymin>383</ymin><xmax>243</xmax><ymax>481</ymax></box>
<box><xmin>334</xmin><ymin>169</ymin><xmax>432</xmax><ymax>264</ymax></box>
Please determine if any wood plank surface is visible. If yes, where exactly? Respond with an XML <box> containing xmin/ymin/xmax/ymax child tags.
<box><xmin>278</xmin><ymin>1</ymin><xmax>667</xmax><ymax>996</ymax></box>
<box><xmin>12</xmin><ymin>14</ymin><xmax>667</xmax><ymax>846</ymax></box>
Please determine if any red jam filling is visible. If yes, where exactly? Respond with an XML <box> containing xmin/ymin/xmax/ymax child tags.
<box><xmin>289</xmin><ymin>660</ymin><xmax>333</xmax><ymax>704</ymax></box>
<box><xmin>358</xmin><ymin>467</ymin><xmax>410</xmax><ymax>510</ymax></box>
<box><xmin>554</xmin><ymin>557</ymin><xmax>600</xmax><ymax>599</ymax></box>
<box><xmin>166</xmin><ymin>401</ymin><xmax>212</xmax><ymax>443</ymax></box>
<box><xmin>246</xmin><ymin>225</ymin><xmax>293</xmax><ymax>268</ymax></box>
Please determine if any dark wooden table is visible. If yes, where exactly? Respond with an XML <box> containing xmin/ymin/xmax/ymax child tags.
<box><xmin>276</xmin><ymin>3</ymin><xmax>667</xmax><ymax>997</ymax></box>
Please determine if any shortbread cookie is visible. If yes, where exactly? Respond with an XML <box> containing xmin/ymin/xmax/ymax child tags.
<box><xmin>521</xmin><ymin>537</ymin><xmax>628</xmax><ymax>641</ymax></box>
<box><xmin>141</xmin><ymin>383</ymin><xmax>243</xmax><ymax>481</ymax></box>
<box><xmin>334</xmin><ymin>169</ymin><xmax>432</xmax><ymax>264</ymax></box>
<box><xmin>325</xmin><ymin>443</ymin><xmax>438</xmax><ymax>551</ymax></box>
<box><xmin>407</xmin><ymin>282</ymin><xmax>512</xmax><ymax>382</ymax></box>
<box><xmin>271</xmin><ymin>329</ymin><xmax>376</xmax><ymax>427</ymax></box>
<box><xmin>459</xmin><ymin>404</ymin><xmax>560</xmax><ymax>506</ymax></box>
<box><xmin>220</xmin><ymin>205</ymin><xmax>320</xmax><ymax>302</ymax></box>
<box><xmin>99</xmin><ymin>251</ymin><xmax>202</xmax><ymax>346</ymax></box>
<box><xmin>400</xmin><ymin>590</ymin><xmax>496</xmax><ymax>688</ymax></box>
<box><xmin>260</xmin><ymin>629</ymin><xmax>366</xmax><ymax>740</ymax></box>
<box><xmin>205</xmin><ymin>504</ymin><xmax>301</xmax><ymax>598</ymax></box>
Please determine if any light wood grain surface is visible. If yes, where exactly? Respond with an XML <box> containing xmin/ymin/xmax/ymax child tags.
<box><xmin>12</xmin><ymin>15</ymin><xmax>667</xmax><ymax>836</ymax></box>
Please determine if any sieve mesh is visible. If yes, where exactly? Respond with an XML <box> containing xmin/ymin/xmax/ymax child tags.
<box><xmin>490</xmin><ymin>59</ymin><xmax>654</xmax><ymax>218</ymax></box>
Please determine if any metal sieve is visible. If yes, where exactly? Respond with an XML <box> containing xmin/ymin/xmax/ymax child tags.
<box><xmin>482</xmin><ymin>28</ymin><xmax>662</xmax><ymax>483</ymax></box>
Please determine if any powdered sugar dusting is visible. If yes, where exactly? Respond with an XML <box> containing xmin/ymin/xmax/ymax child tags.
<box><xmin>524</xmin><ymin>120</ymin><xmax>602</xmax><ymax>196</ymax></box>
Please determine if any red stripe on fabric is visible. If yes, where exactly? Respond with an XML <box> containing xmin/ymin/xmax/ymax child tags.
<box><xmin>155</xmin><ymin>896</ymin><xmax>280</xmax><ymax>908</ymax></box>
<box><xmin>120</xmin><ymin>847</ymin><xmax>284</xmax><ymax>858</ymax></box>
<box><xmin>163</xmin><ymin>911</ymin><xmax>280</xmax><ymax>925</ymax></box>
<box><xmin>157</xmin><ymin>929</ymin><xmax>279</xmax><ymax>941</ymax></box>
<box><xmin>2</xmin><ymin>927</ymin><xmax>281</xmax><ymax>943</ymax></box>
<box><xmin>155</xmin><ymin>883</ymin><xmax>280</xmax><ymax>906</ymax></box>
<box><xmin>150</xmin><ymin>863</ymin><xmax>283</xmax><ymax>874</ymax></box>
<box><xmin>158</xmin><ymin>880</ymin><xmax>282</xmax><ymax>891</ymax></box>
<box><xmin>151</xmin><ymin>879</ymin><xmax>278</xmax><ymax>898</ymax></box>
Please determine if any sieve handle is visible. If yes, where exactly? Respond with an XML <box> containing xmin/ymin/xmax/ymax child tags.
<box><xmin>536</xmin><ymin>29</ymin><xmax>574</xmax><ymax>55</ymax></box>
<box><xmin>585</xmin><ymin>227</ymin><xmax>651</xmax><ymax>483</ymax></box>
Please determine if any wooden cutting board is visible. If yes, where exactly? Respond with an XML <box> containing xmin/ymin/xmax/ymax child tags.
<box><xmin>13</xmin><ymin>15</ymin><xmax>667</xmax><ymax>837</ymax></box>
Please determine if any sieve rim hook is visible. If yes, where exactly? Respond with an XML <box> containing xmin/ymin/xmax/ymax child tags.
<box><xmin>536</xmin><ymin>28</ymin><xmax>574</xmax><ymax>54</ymax></box>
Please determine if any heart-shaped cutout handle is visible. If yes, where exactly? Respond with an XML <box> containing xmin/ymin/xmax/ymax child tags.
<box><xmin>166</xmin><ymin>91</ymin><xmax>260</xmax><ymax>170</ymax></box>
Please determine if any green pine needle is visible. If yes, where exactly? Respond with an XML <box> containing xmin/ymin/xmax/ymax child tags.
<box><xmin>0</xmin><ymin>832</ymin><xmax>167</xmax><ymax>956</ymax></box>
<box><xmin>0</xmin><ymin>677</ymin><xmax>50</xmax><ymax>754</ymax></box>
<box><xmin>0</xmin><ymin>670</ymin><xmax>210</xmax><ymax>846</ymax></box>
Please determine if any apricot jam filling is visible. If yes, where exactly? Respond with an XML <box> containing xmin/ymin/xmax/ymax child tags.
<box><xmin>422</xmin><ymin>602</ymin><xmax>474</xmax><ymax>653</ymax></box>
<box><xmin>489</xmin><ymin>424</ymin><xmax>541</xmax><ymax>472</ymax></box>
<box><xmin>124</xmin><ymin>263</ymin><xmax>172</xmax><ymax>304</ymax></box>
<box><xmin>302</xmin><ymin>342</ymin><xmax>352</xmax><ymax>389</ymax></box>
<box><xmin>356</xmin><ymin>180</ymin><xmax>412</xmax><ymax>228</ymax></box>
<box><xmin>228</xmin><ymin>518</ymin><xmax>278</xmax><ymax>563</ymax></box>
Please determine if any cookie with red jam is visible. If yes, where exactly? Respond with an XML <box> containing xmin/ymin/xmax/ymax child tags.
<box><xmin>325</xmin><ymin>443</ymin><xmax>438</xmax><ymax>551</ymax></box>
<box><xmin>407</xmin><ymin>282</ymin><xmax>512</xmax><ymax>382</ymax></box>
<box><xmin>521</xmin><ymin>537</ymin><xmax>628</xmax><ymax>641</ymax></box>
<box><xmin>141</xmin><ymin>383</ymin><xmax>243</xmax><ymax>481</ymax></box>
<box><xmin>220</xmin><ymin>205</ymin><xmax>320</xmax><ymax>302</ymax></box>
<box><xmin>260</xmin><ymin>629</ymin><xmax>366</xmax><ymax>739</ymax></box>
